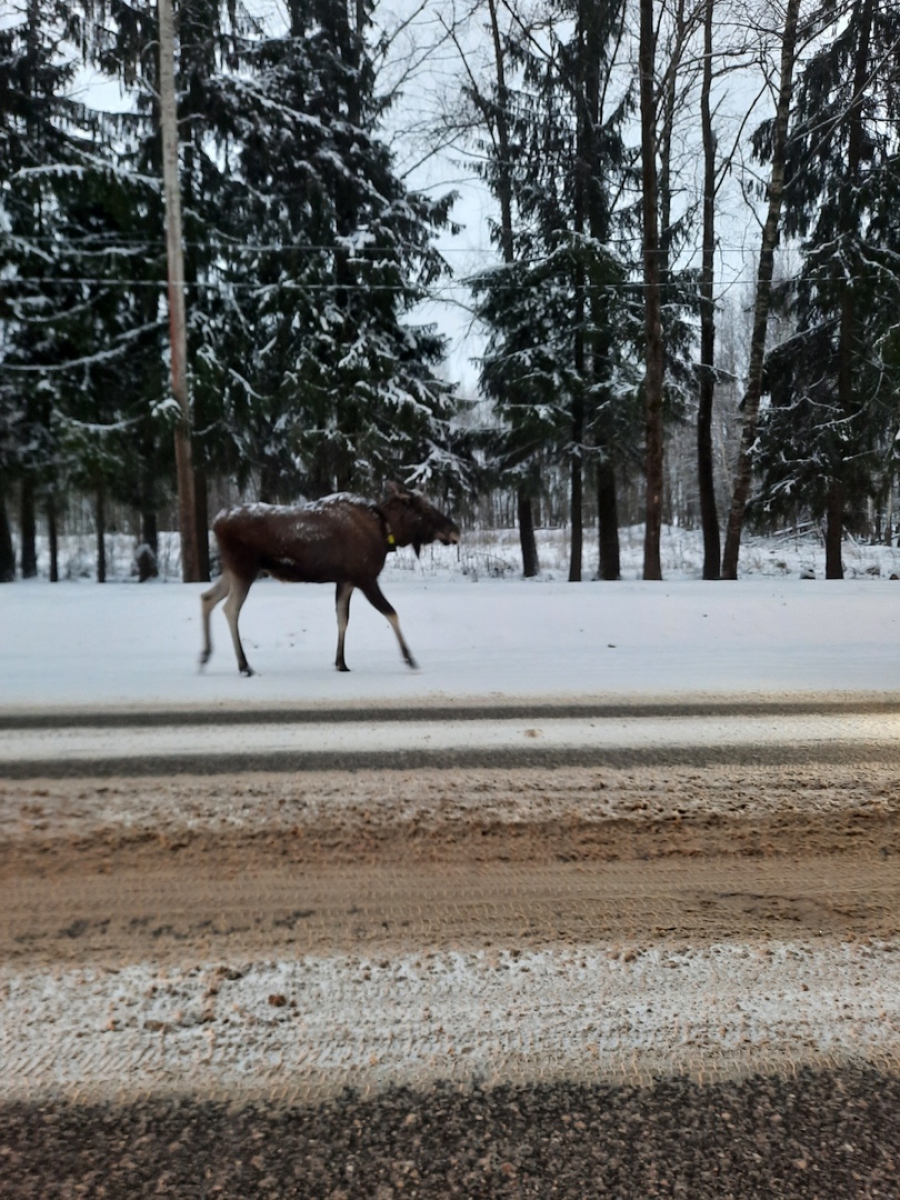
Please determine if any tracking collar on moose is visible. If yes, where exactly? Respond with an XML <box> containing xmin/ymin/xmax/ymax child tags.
<box><xmin>200</xmin><ymin>483</ymin><xmax>460</xmax><ymax>676</ymax></box>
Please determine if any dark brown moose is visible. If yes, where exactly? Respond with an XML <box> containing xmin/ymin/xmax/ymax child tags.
<box><xmin>200</xmin><ymin>483</ymin><xmax>460</xmax><ymax>675</ymax></box>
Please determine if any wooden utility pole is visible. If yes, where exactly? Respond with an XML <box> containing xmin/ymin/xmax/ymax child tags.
<box><xmin>158</xmin><ymin>0</ymin><xmax>201</xmax><ymax>582</ymax></box>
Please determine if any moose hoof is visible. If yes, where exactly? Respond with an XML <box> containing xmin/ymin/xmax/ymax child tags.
<box><xmin>239</xmin><ymin>664</ymin><xmax>254</xmax><ymax>677</ymax></box>
<box><xmin>335</xmin><ymin>663</ymin><xmax>350</xmax><ymax>673</ymax></box>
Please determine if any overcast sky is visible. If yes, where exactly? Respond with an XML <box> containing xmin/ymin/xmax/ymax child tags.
<box><xmin>59</xmin><ymin>0</ymin><xmax>788</xmax><ymax>398</ymax></box>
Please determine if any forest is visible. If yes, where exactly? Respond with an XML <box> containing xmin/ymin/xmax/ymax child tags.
<box><xmin>1</xmin><ymin>0</ymin><xmax>899</xmax><ymax>585</ymax></box>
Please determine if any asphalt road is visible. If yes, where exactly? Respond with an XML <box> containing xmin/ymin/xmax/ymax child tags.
<box><xmin>4</xmin><ymin>694</ymin><xmax>900</xmax><ymax>776</ymax></box>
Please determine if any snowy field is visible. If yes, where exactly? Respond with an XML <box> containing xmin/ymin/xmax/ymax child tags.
<box><xmin>14</xmin><ymin>519</ymin><xmax>900</xmax><ymax>587</ymax></box>
<box><xmin>3</xmin><ymin>524</ymin><xmax>900</xmax><ymax>709</ymax></box>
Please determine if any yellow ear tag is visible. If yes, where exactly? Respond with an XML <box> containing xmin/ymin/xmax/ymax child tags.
<box><xmin>387</xmin><ymin>533</ymin><xmax>397</xmax><ymax>552</ymax></box>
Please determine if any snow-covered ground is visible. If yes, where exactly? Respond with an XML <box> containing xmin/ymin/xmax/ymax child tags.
<box><xmin>14</xmin><ymin>520</ymin><xmax>900</xmax><ymax>587</ymax></box>
<box><xmin>4</xmin><ymin>524</ymin><xmax>900</xmax><ymax>1103</ymax></box>
<box><xmin>3</xmin><ymin>525</ymin><xmax>900</xmax><ymax>710</ymax></box>
<box><xmin>5</xmin><ymin>940</ymin><xmax>899</xmax><ymax>1104</ymax></box>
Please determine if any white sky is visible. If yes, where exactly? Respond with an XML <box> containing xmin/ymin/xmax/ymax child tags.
<box><xmin>60</xmin><ymin>0</ymin><xmax>782</xmax><ymax>396</ymax></box>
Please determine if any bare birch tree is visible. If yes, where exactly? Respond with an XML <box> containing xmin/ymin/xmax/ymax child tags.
<box><xmin>720</xmin><ymin>0</ymin><xmax>802</xmax><ymax>579</ymax></box>
<box><xmin>697</xmin><ymin>0</ymin><xmax>719</xmax><ymax>577</ymax></box>
<box><xmin>639</xmin><ymin>0</ymin><xmax>666</xmax><ymax>580</ymax></box>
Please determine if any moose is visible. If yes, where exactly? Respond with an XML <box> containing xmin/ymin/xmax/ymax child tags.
<box><xmin>200</xmin><ymin>483</ymin><xmax>460</xmax><ymax>676</ymax></box>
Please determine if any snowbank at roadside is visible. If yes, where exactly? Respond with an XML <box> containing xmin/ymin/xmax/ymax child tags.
<box><xmin>5</xmin><ymin>940</ymin><xmax>899</xmax><ymax>1104</ymax></box>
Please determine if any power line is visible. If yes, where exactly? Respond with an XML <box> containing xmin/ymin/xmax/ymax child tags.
<box><xmin>0</xmin><ymin>274</ymin><xmax>873</xmax><ymax>290</ymax></box>
<box><xmin>3</xmin><ymin>278</ymin><xmax>439</xmax><ymax>291</ymax></box>
<box><xmin>0</xmin><ymin>233</ymin><xmax>796</xmax><ymax>258</ymax></box>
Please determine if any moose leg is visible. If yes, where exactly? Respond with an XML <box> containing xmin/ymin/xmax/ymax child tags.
<box><xmin>222</xmin><ymin>573</ymin><xmax>255</xmax><ymax>676</ymax></box>
<box><xmin>335</xmin><ymin>581</ymin><xmax>354</xmax><ymax>671</ymax></box>
<box><xmin>360</xmin><ymin>581</ymin><xmax>418</xmax><ymax>669</ymax></box>
<box><xmin>199</xmin><ymin>572</ymin><xmax>231</xmax><ymax>668</ymax></box>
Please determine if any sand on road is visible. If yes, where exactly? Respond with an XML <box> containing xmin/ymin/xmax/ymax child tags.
<box><xmin>2</xmin><ymin>760</ymin><xmax>899</xmax><ymax>1099</ymax></box>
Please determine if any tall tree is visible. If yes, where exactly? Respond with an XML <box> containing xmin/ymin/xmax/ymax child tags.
<box><xmin>750</xmin><ymin>0</ymin><xmax>900</xmax><ymax>568</ymax></box>
<box><xmin>634</xmin><ymin>0</ymin><xmax>706</xmax><ymax>579</ymax></box>
<box><xmin>0</xmin><ymin>0</ymin><xmax>201</xmax><ymax>581</ymax></box>
<box><xmin>697</xmin><ymin>0</ymin><xmax>719</xmax><ymax>578</ymax></box>
<box><xmin>468</xmin><ymin>0</ymin><xmax>636</xmax><ymax>581</ymax></box>
<box><xmin>639</xmin><ymin>0</ymin><xmax>666</xmax><ymax>580</ymax></box>
<box><xmin>82</xmin><ymin>0</ymin><xmax>252</xmax><ymax>573</ymax></box>
<box><xmin>477</xmin><ymin>0</ymin><xmax>542</xmax><ymax>577</ymax></box>
<box><xmin>0</xmin><ymin>376</ymin><xmax>20</xmax><ymax>581</ymax></box>
<box><xmin>158</xmin><ymin>0</ymin><xmax>201</xmax><ymax>581</ymax></box>
<box><xmin>0</xmin><ymin>0</ymin><xmax>88</xmax><ymax>579</ymax></box>
<box><xmin>211</xmin><ymin>0</ymin><xmax>464</xmax><ymax>501</ymax></box>
<box><xmin>577</xmin><ymin>0</ymin><xmax>633</xmax><ymax>582</ymax></box>
<box><xmin>720</xmin><ymin>0</ymin><xmax>802</xmax><ymax>579</ymax></box>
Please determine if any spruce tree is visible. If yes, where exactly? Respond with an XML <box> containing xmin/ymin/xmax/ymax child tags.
<box><xmin>0</xmin><ymin>0</ymin><xmax>89</xmax><ymax>577</ymax></box>
<box><xmin>753</xmin><ymin>0</ymin><xmax>900</xmax><ymax>573</ymax></box>
<box><xmin>1</xmin><ymin>0</ymin><xmax>181</xmax><ymax>579</ymax></box>
<box><xmin>468</xmin><ymin>0</ymin><xmax>641</xmax><ymax>580</ymax></box>
<box><xmin>85</xmin><ymin>0</ymin><xmax>251</xmax><ymax>569</ymax></box>
<box><xmin>213</xmin><ymin>0</ymin><xmax>464</xmax><ymax>501</ymax></box>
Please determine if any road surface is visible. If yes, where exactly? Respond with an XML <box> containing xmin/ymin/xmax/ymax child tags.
<box><xmin>1</xmin><ymin>698</ymin><xmax>899</xmax><ymax>1196</ymax></box>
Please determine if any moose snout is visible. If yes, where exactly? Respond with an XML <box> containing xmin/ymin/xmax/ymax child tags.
<box><xmin>441</xmin><ymin>525</ymin><xmax>461</xmax><ymax>546</ymax></box>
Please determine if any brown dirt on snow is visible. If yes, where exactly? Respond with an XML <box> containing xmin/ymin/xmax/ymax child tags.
<box><xmin>2</xmin><ymin>762</ymin><xmax>899</xmax><ymax>969</ymax></box>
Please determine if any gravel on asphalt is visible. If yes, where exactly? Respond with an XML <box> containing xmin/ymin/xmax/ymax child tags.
<box><xmin>1</xmin><ymin>1066</ymin><xmax>897</xmax><ymax>1198</ymax></box>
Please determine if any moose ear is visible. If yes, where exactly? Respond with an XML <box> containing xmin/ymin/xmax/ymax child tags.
<box><xmin>387</xmin><ymin>481</ymin><xmax>412</xmax><ymax>501</ymax></box>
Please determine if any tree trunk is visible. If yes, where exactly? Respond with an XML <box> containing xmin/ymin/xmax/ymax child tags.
<box><xmin>886</xmin><ymin>470</ymin><xmax>893</xmax><ymax>546</ymax></box>
<box><xmin>181</xmin><ymin>128</ymin><xmax>211</xmax><ymax>585</ymax></box>
<box><xmin>582</xmin><ymin>0</ymin><xmax>621</xmax><ymax>582</ymax></box>
<box><xmin>47</xmin><ymin>491</ymin><xmax>59</xmax><ymax>582</ymax></box>
<box><xmin>158</xmin><ymin>0</ymin><xmax>201</xmax><ymax>583</ymax></box>
<box><xmin>657</xmin><ymin>0</ymin><xmax>689</xmax><ymax>292</ymax></box>
<box><xmin>96</xmin><ymin>486</ymin><xmax>107</xmax><ymax>584</ymax></box>
<box><xmin>194</xmin><ymin>458</ymin><xmax>210</xmax><ymax>580</ymax></box>
<box><xmin>138</xmin><ymin>443</ymin><xmax>159</xmax><ymax>577</ymax></box>
<box><xmin>597</xmin><ymin>458</ymin><xmax>621</xmax><ymax>580</ymax></box>
<box><xmin>567</xmin><ymin>0</ymin><xmax>591</xmax><ymax>585</ymax></box>
<box><xmin>825</xmin><ymin>480</ymin><xmax>844</xmax><ymax>579</ymax></box>
<box><xmin>259</xmin><ymin>464</ymin><xmax>280</xmax><ymax>505</ymax></box>
<box><xmin>19</xmin><ymin>477</ymin><xmax>37</xmax><ymax>578</ymax></box>
<box><xmin>569</xmin><ymin>450</ymin><xmax>583</xmax><ymax>582</ymax></box>
<box><xmin>141</xmin><ymin>508</ymin><xmax>158</xmax><ymax>556</ymax></box>
<box><xmin>0</xmin><ymin>490</ymin><xmax>15</xmax><ymax>582</ymax></box>
<box><xmin>483</xmin><ymin>0</ymin><xmax>545</xmax><ymax>575</ymax></box>
<box><xmin>830</xmin><ymin>0</ymin><xmax>875</xmax><ymax>583</ymax></box>
<box><xmin>721</xmin><ymin>0</ymin><xmax>801</xmax><ymax>579</ymax></box>
<box><xmin>517</xmin><ymin>484</ymin><xmax>540</xmax><ymax>577</ymax></box>
<box><xmin>698</xmin><ymin>0</ymin><xmax>720</xmax><ymax>579</ymax></box>
<box><xmin>486</xmin><ymin>0</ymin><xmax>514</xmax><ymax>266</ymax></box>
<box><xmin>639</xmin><ymin>0</ymin><xmax>665</xmax><ymax>580</ymax></box>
